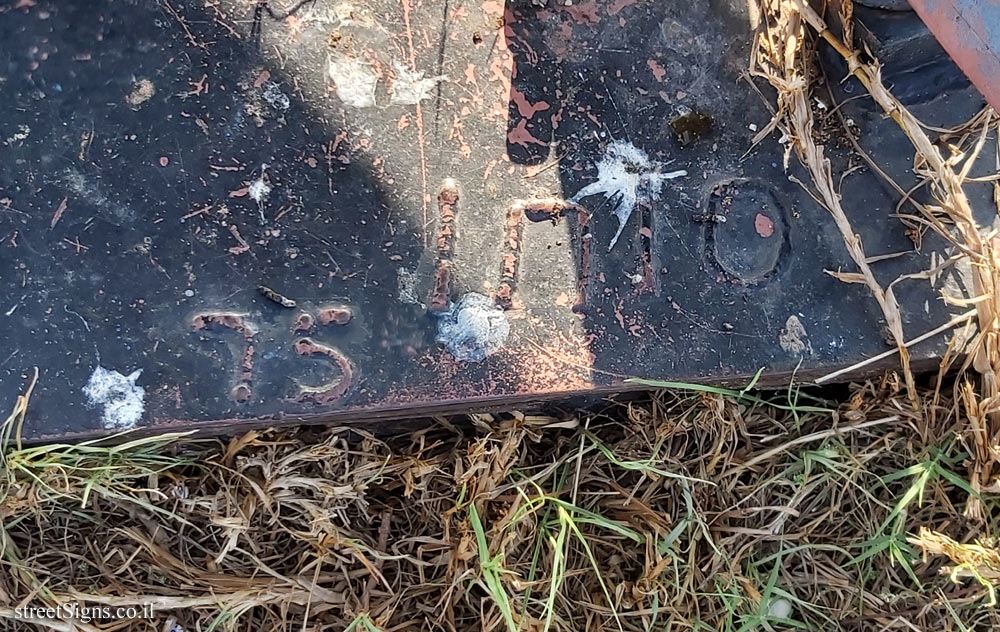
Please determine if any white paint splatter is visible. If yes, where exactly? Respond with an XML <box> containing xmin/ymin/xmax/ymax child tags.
<box><xmin>569</xmin><ymin>140</ymin><xmax>686</xmax><ymax>251</ymax></box>
<box><xmin>4</xmin><ymin>124</ymin><xmax>31</xmax><ymax>145</ymax></box>
<box><xmin>261</xmin><ymin>81</ymin><xmax>290</xmax><ymax>111</ymax></box>
<box><xmin>164</xmin><ymin>618</ymin><xmax>186</xmax><ymax>632</ymax></box>
<box><xmin>83</xmin><ymin>366</ymin><xmax>145</xmax><ymax>430</ymax></box>
<box><xmin>328</xmin><ymin>56</ymin><xmax>378</xmax><ymax>108</ymax></box>
<box><xmin>249</xmin><ymin>164</ymin><xmax>272</xmax><ymax>222</ymax></box>
<box><xmin>397</xmin><ymin>268</ymin><xmax>423</xmax><ymax>306</ymax></box>
<box><xmin>390</xmin><ymin>62</ymin><xmax>447</xmax><ymax>105</ymax></box>
<box><xmin>249</xmin><ymin>175</ymin><xmax>271</xmax><ymax>204</ymax></box>
<box><xmin>125</xmin><ymin>78</ymin><xmax>155</xmax><ymax>108</ymax></box>
<box><xmin>767</xmin><ymin>597</ymin><xmax>792</xmax><ymax>619</ymax></box>
<box><xmin>779</xmin><ymin>314</ymin><xmax>811</xmax><ymax>355</ymax></box>
<box><xmin>436</xmin><ymin>292</ymin><xmax>510</xmax><ymax>362</ymax></box>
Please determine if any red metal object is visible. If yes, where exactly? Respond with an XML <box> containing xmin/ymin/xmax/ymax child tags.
<box><xmin>909</xmin><ymin>0</ymin><xmax>1000</xmax><ymax>110</ymax></box>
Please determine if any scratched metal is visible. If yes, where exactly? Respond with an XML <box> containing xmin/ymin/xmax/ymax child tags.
<box><xmin>0</xmin><ymin>0</ymin><xmax>993</xmax><ymax>442</ymax></box>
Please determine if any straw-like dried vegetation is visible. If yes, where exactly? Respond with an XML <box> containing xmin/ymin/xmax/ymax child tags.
<box><xmin>1</xmin><ymin>380</ymin><xmax>998</xmax><ymax>631</ymax></box>
<box><xmin>3</xmin><ymin>1</ymin><xmax>1000</xmax><ymax>630</ymax></box>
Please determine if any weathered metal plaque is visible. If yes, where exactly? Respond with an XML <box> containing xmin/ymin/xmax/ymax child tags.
<box><xmin>0</xmin><ymin>0</ymin><xmax>992</xmax><ymax>441</ymax></box>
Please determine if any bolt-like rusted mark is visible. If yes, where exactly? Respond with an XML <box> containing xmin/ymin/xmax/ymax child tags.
<box><xmin>191</xmin><ymin>312</ymin><xmax>258</xmax><ymax>403</ymax></box>
<box><xmin>494</xmin><ymin>198</ymin><xmax>590</xmax><ymax>311</ymax></box>
<box><xmin>257</xmin><ymin>285</ymin><xmax>296</xmax><ymax>308</ymax></box>
<box><xmin>437</xmin><ymin>179</ymin><xmax>459</xmax><ymax>257</ymax></box>
<box><xmin>429</xmin><ymin>179</ymin><xmax>460</xmax><ymax>312</ymax></box>
<box><xmin>241</xmin><ymin>343</ymin><xmax>255</xmax><ymax>375</ymax></box>
<box><xmin>521</xmin><ymin>198</ymin><xmax>571</xmax><ymax>223</ymax></box>
<box><xmin>575</xmin><ymin>216</ymin><xmax>593</xmax><ymax>312</ymax></box>
<box><xmin>191</xmin><ymin>312</ymin><xmax>258</xmax><ymax>339</ymax></box>
<box><xmin>292</xmin><ymin>337</ymin><xmax>354</xmax><ymax>404</ymax></box>
<box><xmin>231</xmin><ymin>383</ymin><xmax>252</xmax><ymax>403</ymax></box>
<box><xmin>495</xmin><ymin>202</ymin><xmax>525</xmax><ymax>310</ymax></box>
<box><xmin>292</xmin><ymin>311</ymin><xmax>315</xmax><ymax>333</ymax></box>
<box><xmin>428</xmin><ymin>264</ymin><xmax>453</xmax><ymax>313</ymax></box>
<box><xmin>317</xmin><ymin>305</ymin><xmax>353</xmax><ymax>325</ymax></box>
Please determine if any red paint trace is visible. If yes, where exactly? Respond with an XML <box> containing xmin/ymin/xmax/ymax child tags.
<box><xmin>755</xmin><ymin>213</ymin><xmax>775</xmax><ymax>238</ymax></box>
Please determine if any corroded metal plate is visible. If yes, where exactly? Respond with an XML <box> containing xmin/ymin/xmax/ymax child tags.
<box><xmin>0</xmin><ymin>0</ymin><xmax>991</xmax><ymax>441</ymax></box>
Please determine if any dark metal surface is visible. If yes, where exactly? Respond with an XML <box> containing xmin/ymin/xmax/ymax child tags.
<box><xmin>909</xmin><ymin>0</ymin><xmax>1000</xmax><ymax>110</ymax></box>
<box><xmin>857</xmin><ymin>0</ymin><xmax>912</xmax><ymax>10</ymax></box>
<box><xmin>0</xmin><ymin>0</ymin><xmax>991</xmax><ymax>442</ymax></box>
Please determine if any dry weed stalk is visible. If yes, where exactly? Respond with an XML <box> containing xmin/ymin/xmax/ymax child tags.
<box><xmin>749</xmin><ymin>0</ymin><xmax>918</xmax><ymax>411</ymax></box>
<box><xmin>2</xmin><ymin>383</ymin><xmax>998</xmax><ymax>630</ymax></box>
<box><xmin>754</xmin><ymin>0</ymin><xmax>1000</xmax><ymax>518</ymax></box>
<box><xmin>911</xmin><ymin>526</ymin><xmax>1000</xmax><ymax>582</ymax></box>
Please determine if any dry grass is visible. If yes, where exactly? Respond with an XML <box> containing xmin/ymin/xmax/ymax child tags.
<box><xmin>749</xmin><ymin>0</ymin><xmax>1000</xmax><ymax>521</ymax></box>
<box><xmin>1</xmin><ymin>378</ymin><xmax>999</xmax><ymax>631</ymax></box>
<box><xmin>3</xmin><ymin>2</ymin><xmax>1000</xmax><ymax>631</ymax></box>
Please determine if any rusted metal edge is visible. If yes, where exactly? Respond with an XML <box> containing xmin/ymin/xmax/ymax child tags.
<box><xmin>909</xmin><ymin>0</ymin><xmax>1000</xmax><ymax>110</ymax></box>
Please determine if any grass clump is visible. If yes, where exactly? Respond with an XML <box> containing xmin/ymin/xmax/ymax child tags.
<box><xmin>1</xmin><ymin>376</ymin><xmax>998</xmax><ymax>631</ymax></box>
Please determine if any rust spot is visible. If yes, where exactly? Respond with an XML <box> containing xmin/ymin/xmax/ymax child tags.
<box><xmin>231</xmin><ymin>383</ymin><xmax>252</xmax><ymax>403</ymax></box>
<box><xmin>575</xmin><ymin>211</ymin><xmax>593</xmax><ymax>311</ymax></box>
<box><xmin>191</xmin><ymin>312</ymin><xmax>258</xmax><ymax>338</ymax></box>
<box><xmin>525</xmin><ymin>198</ymin><xmax>574</xmax><ymax>222</ymax></box>
<box><xmin>317</xmin><ymin>306</ymin><xmax>353</xmax><ymax>326</ymax></box>
<box><xmin>429</xmin><ymin>180</ymin><xmax>460</xmax><ymax>312</ymax></box>
<box><xmin>292</xmin><ymin>337</ymin><xmax>354</xmax><ymax>404</ymax></box>
<box><xmin>241</xmin><ymin>343</ymin><xmax>255</xmax><ymax>374</ymax></box>
<box><xmin>292</xmin><ymin>311</ymin><xmax>315</xmax><ymax>333</ymax></box>
<box><xmin>495</xmin><ymin>282</ymin><xmax>513</xmax><ymax>308</ymax></box>
<box><xmin>502</xmin><ymin>252</ymin><xmax>517</xmax><ymax>277</ymax></box>
<box><xmin>439</xmin><ymin>179</ymin><xmax>459</xmax><ymax>205</ymax></box>
<box><xmin>428</xmin><ymin>264</ymin><xmax>453</xmax><ymax>313</ymax></box>
<box><xmin>191</xmin><ymin>312</ymin><xmax>258</xmax><ymax>401</ymax></box>
<box><xmin>754</xmin><ymin>213</ymin><xmax>775</xmax><ymax>238</ymax></box>
<box><xmin>496</xmin><ymin>202</ymin><xmax>525</xmax><ymax>309</ymax></box>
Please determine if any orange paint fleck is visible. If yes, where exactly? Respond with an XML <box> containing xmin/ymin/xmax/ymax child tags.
<box><xmin>489</xmin><ymin>52</ymin><xmax>514</xmax><ymax>113</ymax></box>
<box><xmin>608</xmin><ymin>0</ymin><xmax>638</xmax><ymax>14</ymax></box>
<box><xmin>511</xmin><ymin>88</ymin><xmax>550</xmax><ymax>119</ymax></box>
<box><xmin>507</xmin><ymin>119</ymin><xmax>546</xmax><ymax>148</ymax></box>
<box><xmin>253</xmin><ymin>69</ymin><xmax>271</xmax><ymax>88</ymax></box>
<box><xmin>755</xmin><ymin>213</ymin><xmax>775</xmax><ymax>238</ymax></box>
<box><xmin>647</xmin><ymin>59</ymin><xmax>666</xmax><ymax>82</ymax></box>
<box><xmin>464</xmin><ymin>63</ymin><xmax>477</xmax><ymax>85</ymax></box>
<box><xmin>561</xmin><ymin>0</ymin><xmax>600</xmax><ymax>25</ymax></box>
<box><xmin>482</xmin><ymin>0</ymin><xmax>503</xmax><ymax>17</ymax></box>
